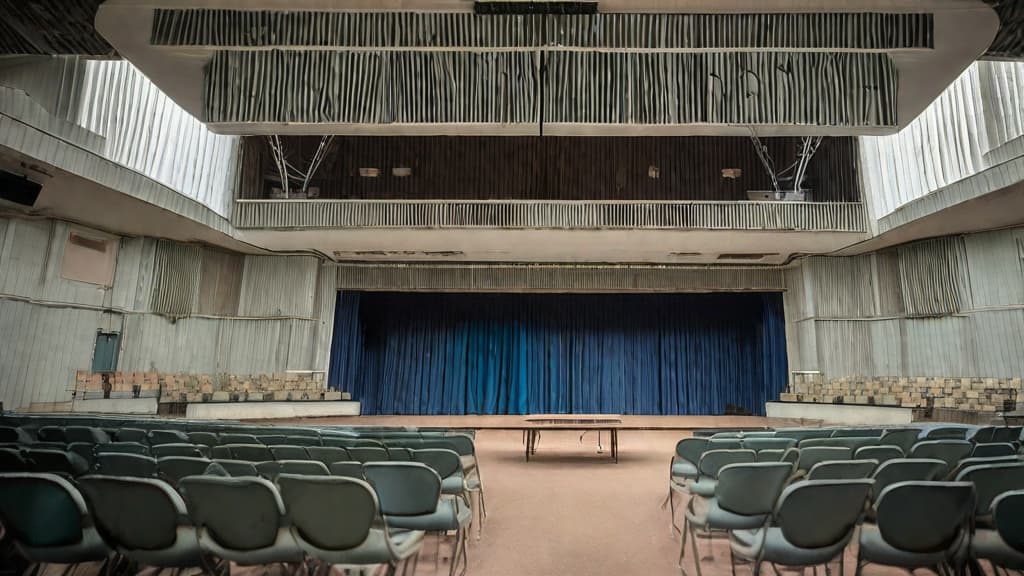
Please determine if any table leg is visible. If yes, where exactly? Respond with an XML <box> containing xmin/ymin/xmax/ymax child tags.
<box><xmin>612</xmin><ymin>429</ymin><xmax>619</xmax><ymax>463</ymax></box>
<box><xmin>525</xmin><ymin>429</ymin><xmax>531</xmax><ymax>462</ymax></box>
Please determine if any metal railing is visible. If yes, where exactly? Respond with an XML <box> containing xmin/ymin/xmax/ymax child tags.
<box><xmin>233</xmin><ymin>199</ymin><xmax>867</xmax><ymax>232</ymax></box>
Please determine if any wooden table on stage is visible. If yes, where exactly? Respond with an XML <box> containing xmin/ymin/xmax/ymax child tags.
<box><xmin>522</xmin><ymin>414</ymin><xmax>622</xmax><ymax>463</ymax></box>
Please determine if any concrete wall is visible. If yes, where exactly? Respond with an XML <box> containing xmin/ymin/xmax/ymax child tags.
<box><xmin>0</xmin><ymin>215</ymin><xmax>335</xmax><ymax>411</ymax></box>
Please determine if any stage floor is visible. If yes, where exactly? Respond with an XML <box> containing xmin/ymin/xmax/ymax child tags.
<box><xmin>251</xmin><ymin>414</ymin><xmax>823</xmax><ymax>430</ymax></box>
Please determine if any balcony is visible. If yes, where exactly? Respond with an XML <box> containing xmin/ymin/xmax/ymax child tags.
<box><xmin>232</xmin><ymin>199</ymin><xmax>867</xmax><ymax>233</ymax></box>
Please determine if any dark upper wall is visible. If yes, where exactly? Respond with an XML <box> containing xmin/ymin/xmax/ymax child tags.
<box><xmin>239</xmin><ymin>136</ymin><xmax>859</xmax><ymax>202</ymax></box>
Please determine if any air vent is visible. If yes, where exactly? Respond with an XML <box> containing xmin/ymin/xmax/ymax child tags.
<box><xmin>69</xmin><ymin>233</ymin><xmax>109</xmax><ymax>253</ymax></box>
<box><xmin>474</xmin><ymin>1</ymin><xmax>598</xmax><ymax>15</ymax></box>
<box><xmin>669</xmin><ymin>252</ymin><xmax>701</xmax><ymax>258</ymax></box>
<box><xmin>0</xmin><ymin>170</ymin><xmax>42</xmax><ymax>207</ymax></box>
<box><xmin>717</xmin><ymin>254</ymin><xmax>778</xmax><ymax>261</ymax></box>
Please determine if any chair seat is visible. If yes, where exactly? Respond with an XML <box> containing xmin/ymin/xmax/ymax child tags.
<box><xmin>684</xmin><ymin>497</ymin><xmax>769</xmax><ymax>531</ymax></box>
<box><xmin>18</xmin><ymin>526</ymin><xmax>109</xmax><ymax>565</ymax></box>
<box><xmin>687</xmin><ymin>478</ymin><xmax>717</xmax><ymax>498</ymax></box>
<box><xmin>300</xmin><ymin>527</ymin><xmax>424</xmax><ymax>565</ymax></box>
<box><xmin>385</xmin><ymin>498</ymin><xmax>472</xmax><ymax>532</ymax></box>
<box><xmin>672</xmin><ymin>460</ymin><xmax>699</xmax><ymax>479</ymax></box>
<box><xmin>731</xmin><ymin>527</ymin><xmax>850</xmax><ymax>567</ymax></box>
<box><xmin>972</xmin><ymin>530</ymin><xmax>1024</xmax><ymax>570</ymax></box>
<box><xmin>858</xmin><ymin>525</ymin><xmax>959</xmax><ymax>567</ymax></box>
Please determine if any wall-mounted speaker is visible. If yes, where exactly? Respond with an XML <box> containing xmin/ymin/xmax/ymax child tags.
<box><xmin>0</xmin><ymin>170</ymin><xmax>42</xmax><ymax>207</ymax></box>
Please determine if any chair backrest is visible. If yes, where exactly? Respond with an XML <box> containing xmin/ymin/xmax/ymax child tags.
<box><xmin>707</xmin><ymin>438</ymin><xmax>743</xmax><ymax>450</ymax></box>
<box><xmin>347</xmin><ymin>447</ymin><xmax>390</xmax><ymax>463</ymax></box>
<box><xmin>831</xmin><ymin>428</ymin><xmax>885</xmax><ymax>438</ymax></box>
<box><xmin>0</xmin><ymin>447</ymin><xmax>29</xmax><ymax>472</ymax></box>
<box><xmin>257</xmin><ymin>435</ymin><xmax>289</xmax><ymax>446</ymax></box>
<box><xmin>212</xmin><ymin>459</ymin><xmax>259</xmax><ymax>477</ymax></box>
<box><xmin>955</xmin><ymin>462</ymin><xmax>1024</xmax><ymax>516</ymax></box>
<box><xmin>96</xmin><ymin>453</ymin><xmax>158</xmax><ymax>477</ymax></box>
<box><xmin>226</xmin><ymin>444</ymin><xmax>274</xmax><ymax>462</ymax></box>
<box><xmin>799</xmin><ymin>437</ymin><xmax>878</xmax><ymax>452</ymax></box>
<box><xmin>285</xmin><ymin>436</ymin><xmax>322</xmax><ymax>447</ymax></box>
<box><xmin>972</xmin><ymin>427</ymin><xmax>997</xmax><ymax>444</ymax></box>
<box><xmin>181</xmin><ymin>476</ymin><xmax>286</xmax><ymax>551</ymax></box>
<box><xmin>855</xmin><ymin>445</ymin><xmax>903</xmax><ymax>464</ymax></box>
<box><xmin>992</xmin><ymin>427</ymin><xmax>1023</xmax><ymax>444</ymax></box>
<box><xmin>218</xmin><ymin>433</ymin><xmax>260</xmax><ymax>445</ymax></box>
<box><xmin>875</xmin><ymin>482</ymin><xmax>975</xmax><ymax>553</ymax></box>
<box><xmin>909</xmin><ymin>440</ymin><xmax>973</xmax><ymax>473</ymax></box>
<box><xmin>946</xmin><ymin>455</ymin><xmax>1020</xmax><ymax>480</ymax></box>
<box><xmin>971</xmin><ymin>443</ymin><xmax>1017</xmax><ymax>458</ymax></box>
<box><xmin>709</xmin><ymin>432</ymin><xmax>741</xmax><ymax>439</ymax></box>
<box><xmin>151</xmin><ymin>444</ymin><xmax>206</xmax><ymax>459</ymax></box>
<box><xmin>111</xmin><ymin>428</ymin><xmax>147</xmax><ymax>444</ymax></box>
<box><xmin>186</xmin><ymin>432</ymin><xmax>219</xmax><ymax>447</ymax></box>
<box><xmin>278</xmin><ymin>475</ymin><xmax>377</xmax><ymax>552</ymax></box>
<box><xmin>64</xmin><ymin>426</ymin><xmax>110</xmax><ymax>444</ymax></box>
<box><xmin>879</xmin><ymin>429</ymin><xmax>923</xmax><ymax>453</ymax></box>
<box><xmin>0</xmin><ymin>473</ymin><xmax>90</xmax><ymax>549</ymax></box>
<box><xmin>0</xmin><ymin>426</ymin><xmax>26</xmax><ymax>443</ymax></box>
<box><xmin>96</xmin><ymin>442</ymin><xmax>149</xmax><ymax>456</ymax></box>
<box><xmin>796</xmin><ymin>446</ymin><xmax>852</xmax><ymax>472</ymax></box>
<box><xmin>775</xmin><ymin>480</ymin><xmax>873</xmax><ymax>549</ymax></box>
<box><xmin>925</xmin><ymin>427</ymin><xmax>969</xmax><ymax>440</ymax></box>
<box><xmin>716</xmin><ymin>462</ymin><xmax>793</xmax><ymax>517</ymax></box>
<box><xmin>442</xmin><ymin>434</ymin><xmax>475</xmax><ymax>457</ymax></box>
<box><xmin>674</xmin><ymin>438</ymin><xmax>709</xmax><ymax>465</ymax></box>
<box><xmin>412</xmin><ymin>449</ymin><xmax>462</xmax><ymax>479</ymax></box>
<box><xmin>697</xmin><ymin>449</ymin><xmax>757</xmax><ymax>479</ymax></box>
<box><xmin>305</xmin><ymin>446</ymin><xmax>350</xmax><ymax>466</ymax></box>
<box><xmin>363</xmin><ymin>462</ymin><xmax>442</xmax><ymax>517</ymax></box>
<box><xmin>67</xmin><ymin>443</ymin><xmax>96</xmax><ymax>467</ymax></box>
<box><xmin>37</xmin><ymin>426</ymin><xmax>66</xmax><ymax>443</ymax></box>
<box><xmin>387</xmin><ymin>447</ymin><xmax>413</xmax><ymax>461</ymax></box>
<box><xmin>755</xmin><ymin>449</ymin><xmax>785</xmax><ymax>462</ymax></box>
<box><xmin>78</xmin><ymin>475</ymin><xmax>187</xmax><ymax>552</ymax></box>
<box><xmin>743</xmin><ymin>438</ymin><xmax>796</xmax><ymax>453</ymax></box>
<box><xmin>774</xmin><ymin>429</ymin><xmax>834</xmax><ymax>441</ymax></box>
<box><xmin>149</xmin><ymin>430</ymin><xmax>190</xmax><ymax>445</ymax></box>
<box><xmin>870</xmin><ymin>458</ymin><xmax>947</xmax><ymax>501</ymax></box>
<box><xmin>277</xmin><ymin>460</ymin><xmax>330</xmax><ymax>476</ymax></box>
<box><xmin>992</xmin><ymin>490</ymin><xmax>1024</xmax><ymax>553</ymax></box>
<box><xmin>807</xmin><ymin>459</ymin><xmax>878</xmax><ymax>481</ymax></box>
<box><xmin>24</xmin><ymin>449</ymin><xmax>89</xmax><ymax>476</ymax></box>
<box><xmin>157</xmin><ymin>457</ymin><xmax>212</xmax><ymax>484</ymax></box>
<box><xmin>270</xmin><ymin>446</ymin><xmax>309</xmax><ymax>461</ymax></box>
<box><xmin>329</xmin><ymin>461</ymin><xmax>364</xmax><ymax>479</ymax></box>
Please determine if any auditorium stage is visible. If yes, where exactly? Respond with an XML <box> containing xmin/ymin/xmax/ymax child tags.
<box><xmin>252</xmin><ymin>414</ymin><xmax>822</xmax><ymax>430</ymax></box>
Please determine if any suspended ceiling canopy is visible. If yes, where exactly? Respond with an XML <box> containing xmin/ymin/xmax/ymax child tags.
<box><xmin>93</xmin><ymin>0</ymin><xmax>1004</xmax><ymax>137</ymax></box>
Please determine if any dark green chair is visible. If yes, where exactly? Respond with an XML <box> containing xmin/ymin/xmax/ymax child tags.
<box><xmin>909</xmin><ymin>441</ymin><xmax>973</xmax><ymax>476</ymax></box>
<box><xmin>278</xmin><ymin>474</ymin><xmax>423</xmax><ymax>575</ymax></box>
<box><xmin>306</xmin><ymin>446</ymin><xmax>350</xmax><ymax>467</ymax></box>
<box><xmin>157</xmin><ymin>456</ymin><xmax>212</xmax><ymax>485</ymax></box>
<box><xmin>211</xmin><ymin>459</ymin><xmax>259</xmax><ymax>477</ymax></box>
<box><xmin>0</xmin><ymin>473</ymin><xmax>110</xmax><ymax>570</ymax></box>
<box><xmin>774</xmin><ymin>429</ymin><xmax>834</xmax><ymax>441</ymax></box>
<box><xmin>364</xmin><ymin>462</ymin><xmax>470</xmax><ymax>576</ymax></box>
<box><xmin>269</xmin><ymin>445</ymin><xmax>309</xmax><ymax>461</ymax></box>
<box><xmin>992</xmin><ymin>427</ymin><xmax>1023</xmax><ymax>444</ymax></box>
<box><xmin>730</xmin><ymin>479</ymin><xmax>872</xmax><ymax>576</ymax></box>
<box><xmin>796</xmin><ymin>446</ymin><xmax>852</xmax><ymax>473</ymax></box>
<box><xmin>971</xmin><ymin>489</ymin><xmax>1024</xmax><ymax>571</ymax></box>
<box><xmin>96</xmin><ymin>442</ymin><xmax>149</xmax><ymax>456</ymax></box>
<box><xmin>151</xmin><ymin>443</ymin><xmax>207</xmax><ymax>459</ymax></box>
<box><xmin>879</xmin><ymin>429</ymin><xmax>923</xmax><ymax>454</ymax></box>
<box><xmin>856</xmin><ymin>482</ymin><xmax>975</xmax><ymax>576</ymax></box>
<box><xmin>925</xmin><ymin>427</ymin><xmax>970</xmax><ymax>440</ymax></box>
<box><xmin>682</xmin><ymin>462</ymin><xmax>792</xmax><ymax>576</ymax></box>
<box><xmin>946</xmin><ymin>455</ymin><xmax>1020</xmax><ymax>481</ymax></box>
<box><xmin>954</xmin><ymin>462</ymin><xmax>1024</xmax><ymax>523</ymax></box>
<box><xmin>116</xmin><ymin>428</ymin><xmax>149</xmax><ymax>444</ymax></box>
<box><xmin>218</xmin><ymin>433</ymin><xmax>260</xmax><ymax>445</ymax></box>
<box><xmin>329</xmin><ymin>461</ymin><xmax>365</xmax><ymax>479</ymax></box>
<box><xmin>284</xmin><ymin>436</ymin><xmax>322</xmax><ymax>447</ymax></box>
<box><xmin>95</xmin><ymin>453</ymin><xmax>158</xmax><ymax>477</ymax></box>
<box><xmin>36</xmin><ymin>426</ymin><xmax>66</xmax><ymax>443</ymax></box>
<box><xmin>67</xmin><ymin>443</ymin><xmax>96</xmax><ymax>468</ymax></box>
<box><xmin>743</xmin><ymin>437</ymin><xmax>796</xmax><ymax>453</ymax></box>
<box><xmin>24</xmin><ymin>449</ymin><xmax>89</xmax><ymax>477</ymax></box>
<box><xmin>869</xmin><ymin>459</ymin><xmax>946</xmax><ymax>504</ymax></box>
<box><xmin>0</xmin><ymin>426</ymin><xmax>33</xmax><ymax>444</ymax></box>
<box><xmin>186</xmin><ymin>432</ymin><xmax>219</xmax><ymax>448</ymax></box>
<box><xmin>180</xmin><ymin>476</ymin><xmax>303</xmax><ymax>568</ymax></box>
<box><xmin>149</xmin><ymin>430</ymin><xmax>190</xmax><ymax>445</ymax></box>
<box><xmin>690</xmin><ymin>449</ymin><xmax>758</xmax><ymax>498</ymax></box>
<box><xmin>807</xmin><ymin>459</ymin><xmax>878</xmax><ymax>480</ymax></box>
<box><xmin>225</xmin><ymin>443</ymin><xmax>274</xmax><ymax>462</ymax></box>
<box><xmin>257</xmin><ymin>435</ymin><xmax>289</xmax><ymax>446</ymax></box>
<box><xmin>348</xmin><ymin>447</ymin><xmax>390</xmax><ymax>463</ymax></box>
<box><xmin>855</xmin><ymin>445</ymin><xmax>903</xmax><ymax>464</ymax></box>
<box><xmin>0</xmin><ymin>447</ymin><xmax>30</xmax><ymax>472</ymax></box>
<box><xmin>78</xmin><ymin>475</ymin><xmax>201</xmax><ymax>569</ymax></box>
<box><xmin>971</xmin><ymin>443</ymin><xmax>1017</xmax><ymax>458</ymax></box>
<box><xmin>64</xmin><ymin>426</ymin><xmax>111</xmax><ymax>444</ymax></box>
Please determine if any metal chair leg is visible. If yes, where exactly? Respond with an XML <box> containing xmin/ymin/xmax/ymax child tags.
<box><xmin>689</xmin><ymin>523</ymin><xmax>704</xmax><ymax>576</ymax></box>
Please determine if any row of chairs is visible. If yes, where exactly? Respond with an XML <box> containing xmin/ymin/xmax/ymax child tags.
<box><xmin>704</xmin><ymin>425</ymin><xmax>1022</xmax><ymax>444</ymax></box>
<box><xmin>0</xmin><ymin>460</ymin><xmax>472</xmax><ymax>576</ymax></box>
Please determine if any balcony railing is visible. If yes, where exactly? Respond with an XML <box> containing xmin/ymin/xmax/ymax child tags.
<box><xmin>232</xmin><ymin>199</ymin><xmax>867</xmax><ymax>232</ymax></box>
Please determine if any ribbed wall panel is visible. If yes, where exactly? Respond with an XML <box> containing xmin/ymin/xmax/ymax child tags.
<box><xmin>0</xmin><ymin>300</ymin><xmax>101</xmax><ymax>410</ymax></box>
<box><xmin>152</xmin><ymin>10</ymin><xmax>933</xmax><ymax>51</ymax></box>
<box><xmin>238</xmin><ymin>255</ymin><xmax>320</xmax><ymax>318</ymax></box>
<box><xmin>206</xmin><ymin>50</ymin><xmax>895</xmax><ymax>127</ymax></box>
<box><xmin>964</xmin><ymin>228</ymin><xmax>1024</xmax><ymax>308</ymax></box>
<box><xmin>805</xmin><ymin>256</ymin><xmax>876</xmax><ymax>318</ymax></box>
<box><xmin>546</xmin><ymin>51</ymin><xmax>896</xmax><ymax>127</ymax></box>
<box><xmin>986</xmin><ymin>0</ymin><xmax>1024</xmax><ymax>60</ymax></box>
<box><xmin>0</xmin><ymin>0</ymin><xmax>109</xmax><ymax>56</ymax></box>
<box><xmin>233</xmin><ymin>200</ymin><xmax>866</xmax><ymax>232</ymax></box>
<box><xmin>335</xmin><ymin>263</ymin><xmax>784</xmax><ymax>292</ymax></box>
<box><xmin>897</xmin><ymin>236</ymin><xmax>970</xmax><ymax>317</ymax></box>
<box><xmin>205</xmin><ymin>50</ymin><xmax>539</xmax><ymax>125</ymax></box>
<box><xmin>150</xmin><ymin>241</ymin><xmax>202</xmax><ymax>318</ymax></box>
<box><xmin>860</xmin><ymin>61</ymin><xmax>1024</xmax><ymax>224</ymax></box>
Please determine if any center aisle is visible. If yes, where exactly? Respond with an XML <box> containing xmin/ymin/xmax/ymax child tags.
<box><xmin>467</xmin><ymin>429</ymin><xmax>683</xmax><ymax>576</ymax></box>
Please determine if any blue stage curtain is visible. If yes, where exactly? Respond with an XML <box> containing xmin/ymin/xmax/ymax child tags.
<box><xmin>328</xmin><ymin>292</ymin><xmax>788</xmax><ymax>416</ymax></box>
